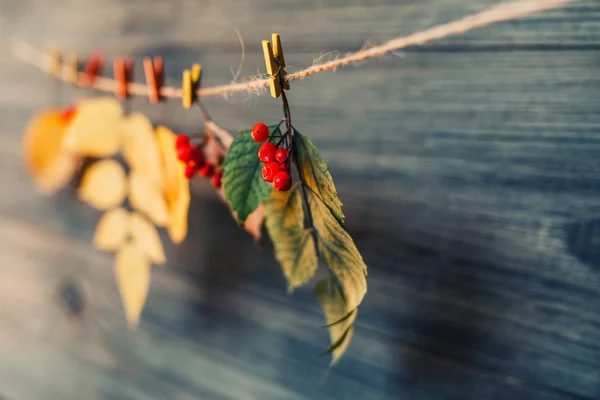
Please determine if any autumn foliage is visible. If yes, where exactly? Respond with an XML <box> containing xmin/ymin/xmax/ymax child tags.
<box><xmin>22</xmin><ymin>96</ymin><xmax>367</xmax><ymax>365</ymax></box>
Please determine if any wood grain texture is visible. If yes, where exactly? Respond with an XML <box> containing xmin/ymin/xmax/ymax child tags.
<box><xmin>1</xmin><ymin>0</ymin><xmax>600</xmax><ymax>399</ymax></box>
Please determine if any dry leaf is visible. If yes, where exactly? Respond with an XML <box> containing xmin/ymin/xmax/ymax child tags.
<box><xmin>121</xmin><ymin>113</ymin><xmax>163</xmax><ymax>187</ymax></box>
<box><xmin>129</xmin><ymin>171</ymin><xmax>169</xmax><ymax>227</ymax></box>
<box><xmin>78</xmin><ymin>159</ymin><xmax>127</xmax><ymax>210</ymax></box>
<box><xmin>114</xmin><ymin>243</ymin><xmax>151</xmax><ymax>328</ymax></box>
<box><xmin>63</xmin><ymin>97</ymin><xmax>123</xmax><ymax>157</ymax></box>
<box><xmin>93</xmin><ymin>207</ymin><xmax>130</xmax><ymax>251</ymax></box>
<box><xmin>22</xmin><ymin>109</ymin><xmax>80</xmax><ymax>194</ymax></box>
<box><xmin>156</xmin><ymin>126</ymin><xmax>190</xmax><ymax>244</ymax></box>
<box><xmin>217</xmin><ymin>189</ymin><xmax>264</xmax><ymax>242</ymax></box>
<box><xmin>130</xmin><ymin>212</ymin><xmax>166</xmax><ymax>265</ymax></box>
<box><xmin>243</xmin><ymin>204</ymin><xmax>265</xmax><ymax>242</ymax></box>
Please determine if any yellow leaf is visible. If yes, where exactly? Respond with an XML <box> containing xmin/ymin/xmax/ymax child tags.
<box><xmin>22</xmin><ymin>109</ymin><xmax>80</xmax><ymax>194</ymax></box>
<box><xmin>114</xmin><ymin>243</ymin><xmax>151</xmax><ymax>328</ymax></box>
<box><xmin>93</xmin><ymin>207</ymin><xmax>130</xmax><ymax>251</ymax></box>
<box><xmin>128</xmin><ymin>171</ymin><xmax>168</xmax><ymax>227</ymax></box>
<box><xmin>78</xmin><ymin>159</ymin><xmax>127</xmax><ymax>210</ymax></box>
<box><xmin>63</xmin><ymin>97</ymin><xmax>123</xmax><ymax>157</ymax></box>
<box><xmin>156</xmin><ymin>126</ymin><xmax>190</xmax><ymax>243</ymax></box>
<box><xmin>121</xmin><ymin>113</ymin><xmax>163</xmax><ymax>187</ymax></box>
<box><xmin>130</xmin><ymin>212</ymin><xmax>166</xmax><ymax>265</ymax></box>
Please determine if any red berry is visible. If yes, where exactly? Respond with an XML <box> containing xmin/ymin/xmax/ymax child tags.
<box><xmin>251</xmin><ymin>122</ymin><xmax>270</xmax><ymax>142</ymax></box>
<box><xmin>184</xmin><ymin>164</ymin><xmax>196</xmax><ymax>179</ymax></box>
<box><xmin>261</xmin><ymin>162</ymin><xmax>281</xmax><ymax>183</ymax></box>
<box><xmin>199</xmin><ymin>163</ymin><xmax>215</xmax><ymax>178</ymax></box>
<box><xmin>275</xmin><ymin>148</ymin><xmax>289</xmax><ymax>164</ymax></box>
<box><xmin>60</xmin><ymin>105</ymin><xmax>76</xmax><ymax>123</ymax></box>
<box><xmin>190</xmin><ymin>148</ymin><xmax>204</xmax><ymax>167</ymax></box>
<box><xmin>211</xmin><ymin>170</ymin><xmax>223</xmax><ymax>188</ymax></box>
<box><xmin>273</xmin><ymin>171</ymin><xmax>292</xmax><ymax>191</ymax></box>
<box><xmin>258</xmin><ymin>142</ymin><xmax>277</xmax><ymax>163</ymax></box>
<box><xmin>175</xmin><ymin>135</ymin><xmax>190</xmax><ymax>149</ymax></box>
<box><xmin>177</xmin><ymin>145</ymin><xmax>192</xmax><ymax>163</ymax></box>
<box><xmin>279</xmin><ymin>159</ymin><xmax>291</xmax><ymax>172</ymax></box>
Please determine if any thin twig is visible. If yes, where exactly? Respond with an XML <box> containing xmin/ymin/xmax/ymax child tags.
<box><xmin>10</xmin><ymin>0</ymin><xmax>574</xmax><ymax>100</ymax></box>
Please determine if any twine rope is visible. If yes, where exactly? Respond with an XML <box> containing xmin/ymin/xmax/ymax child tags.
<box><xmin>10</xmin><ymin>0</ymin><xmax>574</xmax><ymax>100</ymax></box>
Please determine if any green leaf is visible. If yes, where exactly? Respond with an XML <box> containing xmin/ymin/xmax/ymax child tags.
<box><xmin>294</xmin><ymin>130</ymin><xmax>344</xmax><ymax>224</ymax></box>
<box><xmin>265</xmin><ymin>184</ymin><xmax>318</xmax><ymax>290</ymax></box>
<box><xmin>314</xmin><ymin>277</ymin><xmax>358</xmax><ymax>366</ymax></box>
<box><xmin>222</xmin><ymin>126</ymin><xmax>276</xmax><ymax>223</ymax></box>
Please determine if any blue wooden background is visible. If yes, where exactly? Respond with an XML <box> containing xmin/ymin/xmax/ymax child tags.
<box><xmin>0</xmin><ymin>0</ymin><xmax>599</xmax><ymax>399</ymax></box>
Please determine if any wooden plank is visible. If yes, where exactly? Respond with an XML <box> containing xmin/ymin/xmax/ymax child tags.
<box><xmin>2</xmin><ymin>0</ymin><xmax>599</xmax><ymax>49</ymax></box>
<box><xmin>1</xmin><ymin>0</ymin><xmax>600</xmax><ymax>399</ymax></box>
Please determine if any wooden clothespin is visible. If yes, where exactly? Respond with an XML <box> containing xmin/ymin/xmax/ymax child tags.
<box><xmin>182</xmin><ymin>63</ymin><xmax>201</xmax><ymax>109</ymax></box>
<box><xmin>143</xmin><ymin>56</ymin><xmax>164</xmax><ymax>104</ymax></box>
<box><xmin>114</xmin><ymin>57</ymin><xmax>134</xmax><ymax>101</ymax></box>
<box><xmin>66</xmin><ymin>54</ymin><xmax>79</xmax><ymax>85</ymax></box>
<box><xmin>84</xmin><ymin>53</ymin><xmax>104</xmax><ymax>86</ymax></box>
<box><xmin>262</xmin><ymin>33</ymin><xmax>289</xmax><ymax>98</ymax></box>
<box><xmin>48</xmin><ymin>47</ymin><xmax>62</xmax><ymax>78</ymax></box>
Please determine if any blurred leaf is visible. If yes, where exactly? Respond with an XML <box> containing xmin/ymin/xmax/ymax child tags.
<box><xmin>294</xmin><ymin>131</ymin><xmax>344</xmax><ymax>224</ymax></box>
<box><xmin>63</xmin><ymin>97</ymin><xmax>123</xmax><ymax>157</ymax></box>
<box><xmin>121</xmin><ymin>113</ymin><xmax>163</xmax><ymax>187</ymax></box>
<box><xmin>114</xmin><ymin>243</ymin><xmax>151</xmax><ymax>328</ymax></box>
<box><xmin>22</xmin><ymin>109</ymin><xmax>80</xmax><ymax>194</ymax></box>
<box><xmin>78</xmin><ymin>159</ymin><xmax>127</xmax><ymax>210</ymax></box>
<box><xmin>222</xmin><ymin>126</ymin><xmax>277</xmax><ymax>223</ymax></box>
<box><xmin>156</xmin><ymin>126</ymin><xmax>190</xmax><ymax>244</ymax></box>
<box><xmin>93</xmin><ymin>207</ymin><xmax>129</xmax><ymax>251</ymax></box>
<box><xmin>128</xmin><ymin>171</ymin><xmax>169</xmax><ymax>227</ymax></box>
<box><xmin>314</xmin><ymin>277</ymin><xmax>358</xmax><ymax>366</ymax></box>
<box><xmin>130</xmin><ymin>212</ymin><xmax>166</xmax><ymax>265</ymax></box>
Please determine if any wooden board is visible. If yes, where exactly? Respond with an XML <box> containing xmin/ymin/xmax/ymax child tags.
<box><xmin>0</xmin><ymin>0</ymin><xmax>599</xmax><ymax>399</ymax></box>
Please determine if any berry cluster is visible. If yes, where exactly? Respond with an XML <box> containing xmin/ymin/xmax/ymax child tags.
<box><xmin>252</xmin><ymin>122</ymin><xmax>292</xmax><ymax>192</ymax></box>
<box><xmin>175</xmin><ymin>134</ymin><xmax>222</xmax><ymax>188</ymax></box>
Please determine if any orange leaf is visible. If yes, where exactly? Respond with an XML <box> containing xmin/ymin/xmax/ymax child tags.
<box><xmin>78</xmin><ymin>159</ymin><xmax>127</xmax><ymax>210</ymax></box>
<box><xmin>93</xmin><ymin>207</ymin><xmax>129</xmax><ymax>251</ymax></box>
<box><xmin>63</xmin><ymin>97</ymin><xmax>123</xmax><ymax>157</ymax></box>
<box><xmin>121</xmin><ymin>113</ymin><xmax>163</xmax><ymax>187</ymax></box>
<box><xmin>114</xmin><ymin>243</ymin><xmax>151</xmax><ymax>328</ymax></box>
<box><xmin>128</xmin><ymin>171</ymin><xmax>168</xmax><ymax>227</ymax></box>
<box><xmin>22</xmin><ymin>109</ymin><xmax>80</xmax><ymax>194</ymax></box>
<box><xmin>130</xmin><ymin>212</ymin><xmax>166</xmax><ymax>265</ymax></box>
<box><xmin>156</xmin><ymin>126</ymin><xmax>190</xmax><ymax>244</ymax></box>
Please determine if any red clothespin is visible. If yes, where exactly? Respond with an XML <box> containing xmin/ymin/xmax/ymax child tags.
<box><xmin>143</xmin><ymin>56</ymin><xmax>164</xmax><ymax>104</ymax></box>
<box><xmin>114</xmin><ymin>57</ymin><xmax>134</xmax><ymax>101</ymax></box>
<box><xmin>83</xmin><ymin>52</ymin><xmax>104</xmax><ymax>86</ymax></box>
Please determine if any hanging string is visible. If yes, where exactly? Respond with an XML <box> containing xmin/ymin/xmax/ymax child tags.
<box><xmin>10</xmin><ymin>0</ymin><xmax>574</xmax><ymax>100</ymax></box>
